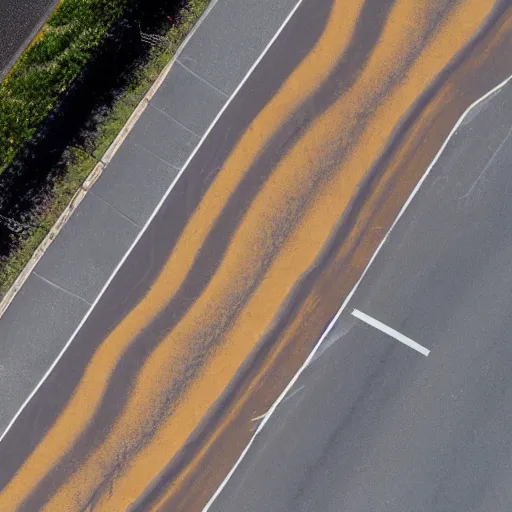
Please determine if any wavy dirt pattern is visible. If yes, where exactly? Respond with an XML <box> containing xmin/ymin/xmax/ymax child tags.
<box><xmin>1</xmin><ymin>0</ymin><xmax>511</xmax><ymax>510</ymax></box>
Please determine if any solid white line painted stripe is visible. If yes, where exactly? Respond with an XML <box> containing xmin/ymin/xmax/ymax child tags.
<box><xmin>352</xmin><ymin>309</ymin><xmax>429</xmax><ymax>356</ymax></box>
<box><xmin>202</xmin><ymin>73</ymin><xmax>512</xmax><ymax>510</ymax></box>
<box><xmin>0</xmin><ymin>0</ymin><xmax>305</xmax><ymax>445</ymax></box>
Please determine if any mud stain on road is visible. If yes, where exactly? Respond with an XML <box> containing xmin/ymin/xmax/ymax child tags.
<box><xmin>1</xmin><ymin>0</ymin><xmax>511</xmax><ymax>511</ymax></box>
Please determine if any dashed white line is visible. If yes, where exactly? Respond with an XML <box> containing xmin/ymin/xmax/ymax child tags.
<box><xmin>352</xmin><ymin>309</ymin><xmax>430</xmax><ymax>356</ymax></box>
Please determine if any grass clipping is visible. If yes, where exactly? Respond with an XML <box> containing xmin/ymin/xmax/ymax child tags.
<box><xmin>0</xmin><ymin>0</ymin><xmax>210</xmax><ymax>295</ymax></box>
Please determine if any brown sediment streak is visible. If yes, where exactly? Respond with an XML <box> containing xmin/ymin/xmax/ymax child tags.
<box><xmin>0</xmin><ymin>1</ymin><xmax>359</xmax><ymax>509</ymax></box>
<box><xmin>40</xmin><ymin>0</ymin><xmax>496</xmax><ymax>510</ymax></box>
<box><xmin>155</xmin><ymin>6</ymin><xmax>512</xmax><ymax>510</ymax></box>
<box><xmin>46</xmin><ymin>0</ymin><xmax>433</xmax><ymax>506</ymax></box>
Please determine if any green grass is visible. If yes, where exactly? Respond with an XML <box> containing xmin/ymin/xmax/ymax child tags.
<box><xmin>0</xmin><ymin>0</ymin><xmax>210</xmax><ymax>295</ymax></box>
<box><xmin>0</xmin><ymin>0</ymin><xmax>131</xmax><ymax>173</ymax></box>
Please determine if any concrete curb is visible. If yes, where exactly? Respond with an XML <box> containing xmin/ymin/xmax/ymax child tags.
<box><xmin>0</xmin><ymin>0</ymin><xmax>219</xmax><ymax>320</ymax></box>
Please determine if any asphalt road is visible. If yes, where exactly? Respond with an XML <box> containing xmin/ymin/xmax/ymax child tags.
<box><xmin>207</xmin><ymin>79</ymin><xmax>512</xmax><ymax>512</ymax></box>
<box><xmin>0</xmin><ymin>0</ymin><xmax>59</xmax><ymax>79</ymax></box>
<box><xmin>1</xmin><ymin>0</ymin><xmax>512</xmax><ymax>510</ymax></box>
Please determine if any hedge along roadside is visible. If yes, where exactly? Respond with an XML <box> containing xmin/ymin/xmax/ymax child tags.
<box><xmin>0</xmin><ymin>0</ymin><xmax>131</xmax><ymax>173</ymax></box>
<box><xmin>0</xmin><ymin>0</ymin><xmax>210</xmax><ymax>296</ymax></box>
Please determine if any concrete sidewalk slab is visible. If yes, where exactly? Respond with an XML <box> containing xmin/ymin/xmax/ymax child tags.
<box><xmin>34</xmin><ymin>193</ymin><xmax>140</xmax><ymax>304</ymax></box>
<box><xmin>130</xmin><ymin>105</ymin><xmax>200</xmax><ymax>168</ymax></box>
<box><xmin>0</xmin><ymin>273</ymin><xmax>89</xmax><ymax>423</ymax></box>
<box><xmin>151</xmin><ymin>60</ymin><xmax>227</xmax><ymax>136</ymax></box>
<box><xmin>179</xmin><ymin>0</ymin><xmax>299</xmax><ymax>94</ymax></box>
<box><xmin>92</xmin><ymin>139</ymin><xmax>179</xmax><ymax>226</ymax></box>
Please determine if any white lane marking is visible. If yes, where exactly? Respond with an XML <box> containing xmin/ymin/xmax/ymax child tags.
<box><xmin>251</xmin><ymin>412</ymin><xmax>267</xmax><ymax>422</ymax></box>
<box><xmin>252</xmin><ymin>385</ymin><xmax>305</xmax><ymax>422</ymax></box>
<box><xmin>202</xmin><ymin>73</ymin><xmax>512</xmax><ymax>510</ymax></box>
<box><xmin>0</xmin><ymin>0</ymin><xmax>306</xmax><ymax>445</ymax></box>
<box><xmin>352</xmin><ymin>309</ymin><xmax>429</xmax><ymax>356</ymax></box>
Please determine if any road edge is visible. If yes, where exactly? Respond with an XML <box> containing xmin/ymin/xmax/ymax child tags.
<box><xmin>0</xmin><ymin>0</ymin><xmax>305</xmax><ymax>446</ymax></box>
<box><xmin>201</xmin><ymin>70</ymin><xmax>512</xmax><ymax>512</ymax></box>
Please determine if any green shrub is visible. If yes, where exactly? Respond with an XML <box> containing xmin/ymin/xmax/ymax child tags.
<box><xmin>0</xmin><ymin>0</ymin><xmax>130</xmax><ymax>173</ymax></box>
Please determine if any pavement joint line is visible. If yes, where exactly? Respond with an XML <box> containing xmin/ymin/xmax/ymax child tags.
<box><xmin>0</xmin><ymin>0</ymin><xmax>220</xmax><ymax>324</ymax></box>
<box><xmin>176</xmin><ymin>58</ymin><xmax>229</xmax><ymax>98</ymax></box>
<box><xmin>148</xmin><ymin>103</ymin><xmax>202</xmax><ymax>138</ymax></box>
<box><xmin>33</xmin><ymin>272</ymin><xmax>92</xmax><ymax>306</ymax></box>
<box><xmin>202</xmin><ymin>70</ymin><xmax>512</xmax><ymax>512</ymax></box>
<box><xmin>0</xmin><ymin>0</ymin><xmax>61</xmax><ymax>81</ymax></box>
<box><xmin>0</xmin><ymin>0</ymin><xmax>302</xmax><ymax>445</ymax></box>
<box><xmin>88</xmin><ymin>191</ymin><xmax>142</xmax><ymax>228</ymax></box>
<box><xmin>132</xmin><ymin>142</ymin><xmax>183</xmax><ymax>171</ymax></box>
<box><xmin>351</xmin><ymin>309</ymin><xmax>430</xmax><ymax>356</ymax></box>
<box><xmin>459</xmin><ymin>123</ymin><xmax>512</xmax><ymax>201</ymax></box>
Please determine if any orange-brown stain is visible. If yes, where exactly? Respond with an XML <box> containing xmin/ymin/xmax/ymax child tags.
<box><xmin>0</xmin><ymin>0</ymin><xmax>501</xmax><ymax>510</ymax></box>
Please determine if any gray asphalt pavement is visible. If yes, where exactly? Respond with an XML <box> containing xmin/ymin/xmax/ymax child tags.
<box><xmin>0</xmin><ymin>0</ymin><xmax>58</xmax><ymax>79</ymax></box>
<box><xmin>2</xmin><ymin>0</ymin><xmax>512</xmax><ymax>510</ymax></box>
<box><xmin>208</xmin><ymin>76</ymin><xmax>512</xmax><ymax>512</ymax></box>
<box><xmin>0</xmin><ymin>0</ymin><xmax>298</xmax><ymax>435</ymax></box>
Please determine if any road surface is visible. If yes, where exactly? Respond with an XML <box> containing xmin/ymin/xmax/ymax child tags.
<box><xmin>0</xmin><ymin>0</ymin><xmax>59</xmax><ymax>79</ymax></box>
<box><xmin>206</xmin><ymin>64</ymin><xmax>512</xmax><ymax>512</ymax></box>
<box><xmin>0</xmin><ymin>0</ymin><xmax>512</xmax><ymax>511</ymax></box>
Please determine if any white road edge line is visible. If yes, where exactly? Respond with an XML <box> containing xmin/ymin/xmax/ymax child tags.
<box><xmin>352</xmin><ymin>309</ymin><xmax>429</xmax><ymax>356</ymax></box>
<box><xmin>0</xmin><ymin>0</ymin><xmax>307</xmax><ymax>445</ymax></box>
<box><xmin>202</xmin><ymin>73</ymin><xmax>512</xmax><ymax>511</ymax></box>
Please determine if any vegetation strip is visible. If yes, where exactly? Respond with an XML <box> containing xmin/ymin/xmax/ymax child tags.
<box><xmin>0</xmin><ymin>0</ymin><xmax>210</xmax><ymax>296</ymax></box>
<box><xmin>0</xmin><ymin>0</ymin><xmax>130</xmax><ymax>173</ymax></box>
